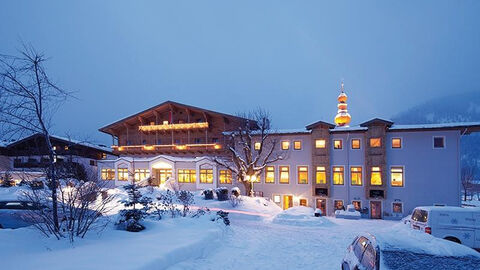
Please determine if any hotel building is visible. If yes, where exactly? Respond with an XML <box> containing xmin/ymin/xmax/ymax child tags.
<box><xmin>97</xmin><ymin>88</ymin><xmax>480</xmax><ymax>219</ymax></box>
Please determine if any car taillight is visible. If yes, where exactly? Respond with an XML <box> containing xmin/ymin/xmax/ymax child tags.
<box><xmin>425</xmin><ymin>227</ymin><xmax>432</xmax><ymax>234</ymax></box>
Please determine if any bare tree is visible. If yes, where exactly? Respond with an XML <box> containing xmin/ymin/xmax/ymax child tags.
<box><xmin>213</xmin><ymin>109</ymin><xmax>285</xmax><ymax>196</ymax></box>
<box><xmin>21</xmin><ymin>166</ymin><xmax>116</xmax><ymax>241</ymax></box>
<box><xmin>461</xmin><ymin>164</ymin><xmax>476</xmax><ymax>201</ymax></box>
<box><xmin>0</xmin><ymin>45</ymin><xmax>72</xmax><ymax>232</ymax></box>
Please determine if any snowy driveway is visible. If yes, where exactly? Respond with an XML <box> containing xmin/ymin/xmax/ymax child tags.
<box><xmin>170</xmin><ymin>216</ymin><xmax>396</xmax><ymax>270</ymax></box>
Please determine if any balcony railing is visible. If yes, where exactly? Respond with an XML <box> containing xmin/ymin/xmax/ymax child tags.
<box><xmin>138</xmin><ymin>122</ymin><xmax>209</xmax><ymax>132</ymax></box>
<box><xmin>112</xmin><ymin>143</ymin><xmax>222</xmax><ymax>153</ymax></box>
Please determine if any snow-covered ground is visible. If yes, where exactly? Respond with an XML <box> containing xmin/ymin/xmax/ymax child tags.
<box><xmin>1</xmin><ymin>186</ymin><xmax>479</xmax><ymax>270</ymax></box>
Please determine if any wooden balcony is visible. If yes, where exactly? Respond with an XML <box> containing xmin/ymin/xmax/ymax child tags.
<box><xmin>112</xmin><ymin>143</ymin><xmax>223</xmax><ymax>155</ymax></box>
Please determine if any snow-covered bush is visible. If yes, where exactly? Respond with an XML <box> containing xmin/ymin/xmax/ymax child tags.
<box><xmin>231</xmin><ymin>187</ymin><xmax>241</xmax><ymax>197</ymax></box>
<box><xmin>215</xmin><ymin>187</ymin><xmax>229</xmax><ymax>201</ymax></box>
<box><xmin>157</xmin><ymin>190</ymin><xmax>180</xmax><ymax>218</ymax></box>
<box><xmin>117</xmin><ymin>184</ymin><xmax>152</xmax><ymax>232</ymax></box>
<box><xmin>202</xmin><ymin>188</ymin><xmax>214</xmax><ymax>200</ymax></box>
<box><xmin>214</xmin><ymin>210</ymin><xmax>230</xmax><ymax>226</ymax></box>
<box><xmin>229</xmin><ymin>187</ymin><xmax>242</xmax><ymax>207</ymax></box>
<box><xmin>176</xmin><ymin>190</ymin><xmax>194</xmax><ymax>217</ymax></box>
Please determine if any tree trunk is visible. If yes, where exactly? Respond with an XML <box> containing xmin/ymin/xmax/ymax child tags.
<box><xmin>242</xmin><ymin>181</ymin><xmax>252</xmax><ymax>196</ymax></box>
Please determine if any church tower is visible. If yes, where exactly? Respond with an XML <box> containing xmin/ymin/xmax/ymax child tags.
<box><xmin>334</xmin><ymin>82</ymin><xmax>351</xmax><ymax>127</ymax></box>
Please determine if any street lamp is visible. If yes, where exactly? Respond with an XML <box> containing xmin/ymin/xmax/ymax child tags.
<box><xmin>245</xmin><ymin>174</ymin><xmax>257</xmax><ymax>197</ymax></box>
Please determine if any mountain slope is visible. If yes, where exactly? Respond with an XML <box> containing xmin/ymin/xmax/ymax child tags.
<box><xmin>392</xmin><ymin>91</ymin><xmax>480</xmax><ymax>170</ymax></box>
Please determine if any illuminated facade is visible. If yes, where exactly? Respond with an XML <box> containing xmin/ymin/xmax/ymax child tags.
<box><xmin>98</xmin><ymin>99</ymin><xmax>480</xmax><ymax>219</ymax></box>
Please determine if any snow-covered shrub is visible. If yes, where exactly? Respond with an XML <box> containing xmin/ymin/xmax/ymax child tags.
<box><xmin>215</xmin><ymin>187</ymin><xmax>229</xmax><ymax>201</ymax></box>
<box><xmin>117</xmin><ymin>184</ymin><xmax>152</xmax><ymax>232</ymax></box>
<box><xmin>229</xmin><ymin>194</ymin><xmax>242</xmax><ymax>208</ymax></box>
<box><xmin>192</xmin><ymin>207</ymin><xmax>210</xmax><ymax>218</ymax></box>
<box><xmin>157</xmin><ymin>190</ymin><xmax>180</xmax><ymax>218</ymax></box>
<box><xmin>214</xmin><ymin>210</ymin><xmax>230</xmax><ymax>226</ymax></box>
<box><xmin>231</xmin><ymin>187</ymin><xmax>241</xmax><ymax>197</ymax></box>
<box><xmin>176</xmin><ymin>190</ymin><xmax>194</xmax><ymax>217</ymax></box>
<box><xmin>202</xmin><ymin>188</ymin><xmax>214</xmax><ymax>200</ymax></box>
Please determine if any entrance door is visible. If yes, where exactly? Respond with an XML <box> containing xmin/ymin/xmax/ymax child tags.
<box><xmin>283</xmin><ymin>195</ymin><xmax>293</xmax><ymax>210</ymax></box>
<box><xmin>370</xmin><ymin>201</ymin><xmax>382</xmax><ymax>219</ymax></box>
<box><xmin>316</xmin><ymin>199</ymin><xmax>326</xmax><ymax>216</ymax></box>
<box><xmin>154</xmin><ymin>168</ymin><xmax>172</xmax><ymax>186</ymax></box>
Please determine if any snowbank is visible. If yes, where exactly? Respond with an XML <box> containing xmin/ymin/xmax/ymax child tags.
<box><xmin>272</xmin><ymin>206</ymin><xmax>335</xmax><ymax>227</ymax></box>
<box><xmin>0</xmin><ymin>216</ymin><xmax>224</xmax><ymax>270</ymax></box>
<box><xmin>194</xmin><ymin>192</ymin><xmax>282</xmax><ymax>219</ymax></box>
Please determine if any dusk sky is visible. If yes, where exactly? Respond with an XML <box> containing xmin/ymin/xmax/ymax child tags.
<box><xmin>1</xmin><ymin>1</ymin><xmax>479</xmax><ymax>145</ymax></box>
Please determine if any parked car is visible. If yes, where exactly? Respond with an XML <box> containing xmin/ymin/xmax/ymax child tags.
<box><xmin>341</xmin><ymin>233</ymin><xmax>480</xmax><ymax>270</ymax></box>
<box><xmin>409</xmin><ymin>206</ymin><xmax>480</xmax><ymax>249</ymax></box>
<box><xmin>0</xmin><ymin>200</ymin><xmax>102</xmax><ymax>229</ymax></box>
<box><xmin>0</xmin><ymin>200</ymin><xmax>43</xmax><ymax>229</ymax></box>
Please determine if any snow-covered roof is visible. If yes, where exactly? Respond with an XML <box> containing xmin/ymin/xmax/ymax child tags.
<box><xmin>223</xmin><ymin>129</ymin><xmax>311</xmax><ymax>136</ymax></box>
<box><xmin>329</xmin><ymin>122</ymin><xmax>480</xmax><ymax>133</ymax></box>
<box><xmin>5</xmin><ymin>133</ymin><xmax>113</xmax><ymax>153</ymax></box>
<box><xmin>389</xmin><ymin>122</ymin><xmax>480</xmax><ymax>132</ymax></box>
<box><xmin>330</xmin><ymin>126</ymin><xmax>368</xmax><ymax>132</ymax></box>
<box><xmin>49</xmin><ymin>135</ymin><xmax>112</xmax><ymax>153</ymax></box>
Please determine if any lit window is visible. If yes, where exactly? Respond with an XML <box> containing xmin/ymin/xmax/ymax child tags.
<box><xmin>316</xmin><ymin>166</ymin><xmax>326</xmax><ymax>184</ymax></box>
<box><xmin>254</xmin><ymin>142</ymin><xmax>261</xmax><ymax>150</ymax></box>
<box><xmin>369</xmin><ymin>138</ymin><xmax>382</xmax><ymax>148</ymax></box>
<box><xmin>279</xmin><ymin>166</ymin><xmax>289</xmax><ymax>184</ymax></box>
<box><xmin>334</xmin><ymin>140</ymin><xmax>343</xmax><ymax>149</ymax></box>
<box><xmin>281</xmin><ymin>141</ymin><xmax>290</xmax><ymax>150</ymax></box>
<box><xmin>392</xmin><ymin>138</ymin><xmax>402</xmax><ymax>148</ymax></box>
<box><xmin>352</xmin><ymin>200</ymin><xmax>361</xmax><ymax>211</ymax></box>
<box><xmin>433</xmin><ymin>136</ymin><xmax>445</xmax><ymax>148</ymax></box>
<box><xmin>293</xmin><ymin>141</ymin><xmax>302</xmax><ymax>150</ymax></box>
<box><xmin>101</xmin><ymin>153</ymin><xmax>107</xmax><ymax>159</ymax></box>
<box><xmin>350</xmin><ymin>167</ymin><xmax>362</xmax><ymax>186</ymax></box>
<box><xmin>370</xmin><ymin>167</ymin><xmax>382</xmax><ymax>186</ymax></box>
<box><xmin>299</xmin><ymin>199</ymin><xmax>307</xmax><ymax>206</ymax></box>
<box><xmin>273</xmin><ymin>195</ymin><xmax>281</xmax><ymax>203</ymax></box>
<box><xmin>265</xmin><ymin>166</ymin><xmax>275</xmax><ymax>183</ymax></box>
<box><xmin>334</xmin><ymin>200</ymin><xmax>344</xmax><ymax>210</ymax></box>
<box><xmin>390</xmin><ymin>167</ymin><xmax>404</xmax><ymax>187</ymax></box>
<box><xmin>134</xmin><ymin>169</ymin><xmax>150</xmax><ymax>181</ymax></box>
<box><xmin>178</xmin><ymin>169</ymin><xmax>196</xmax><ymax>183</ymax></box>
<box><xmin>315</xmin><ymin>139</ymin><xmax>326</xmax><ymax>149</ymax></box>
<box><xmin>156</xmin><ymin>168</ymin><xmax>172</xmax><ymax>184</ymax></box>
<box><xmin>163</xmin><ymin>120</ymin><xmax>169</xmax><ymax>125</ymax></box>
<box><xmin>64</xmin><ymin>146</ymin><xmax>69</xmax><ymax>150</ymax></box>
<box><xmin>351</xmin><ymin>139</ymin><xmax>360</xmax><ymax>149</ymax></box>
<box><xmin>200</xmin><ymin>169</ymin><xmax>213</xmax><ymax>183</ymax></box>
<box><xmin>393</xmin><ymin>202</ymin><xmax>403</xmax><ymax>213</ymax></box>
<box><xmin>332</xmin><ymin>166</ymin><xmax>344</xmax><ymax>185</ymax></box>
<box><xmin>101</xmin><ymin>169</ymin><xmax>115</xmax><ymax>180</ymax></box>
<box><xmin>52</xmin><ymin>146</ymin><xmax>57</xmax><ymax>151</ymax></box>
<box><xmin>219</xmin><ymin>170</ymin><xmax>232</xmax><ymax>184</ymax></box>
<box><xmin>297</xmin><ymin>166</ymin><xmax>308</xmax><ymax>184</ymax></box>
<box><xmin>117</xmin><ymin>168</ymin><xmax>128</xmax><ymax>181</ymax></box>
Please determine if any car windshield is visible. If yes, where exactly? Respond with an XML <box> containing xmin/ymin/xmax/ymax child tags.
<box><xmin>382</xmin><ymin>250</ymin><xmax>480</xmax><ymax>270</ymax></box>
<box><xmin>411</xmin><ymin>209</ymin><xmax>428</xmax><ymax>222</ymax></box>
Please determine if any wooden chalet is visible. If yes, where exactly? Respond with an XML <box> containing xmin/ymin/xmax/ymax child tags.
<box><xmin>99</xmin><ymin>101</ymin><xmax>255</xmax><ymax>156</ymax></box>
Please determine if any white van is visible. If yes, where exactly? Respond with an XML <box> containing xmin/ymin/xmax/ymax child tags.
<box><xmin>410</xmin><ymin>206</ymin><xmax>480</xmax><ymax>249</ymax></box>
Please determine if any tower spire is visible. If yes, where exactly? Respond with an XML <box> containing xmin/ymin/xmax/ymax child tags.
<box><xmin>334</xmin><ymin>81</ymin><xmax>351</xmax><ymax>127</ymax></box>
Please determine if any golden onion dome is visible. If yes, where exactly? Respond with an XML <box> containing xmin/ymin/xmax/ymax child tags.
<box><xmin>334</xmin><ymin>82</ymin><xmax>351</xmax><ymax>127</ymax></box>
<box><xmin>338</xmin><ymin>92</ymin><xmax>348</xmax><ymax>103</ymax></box>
